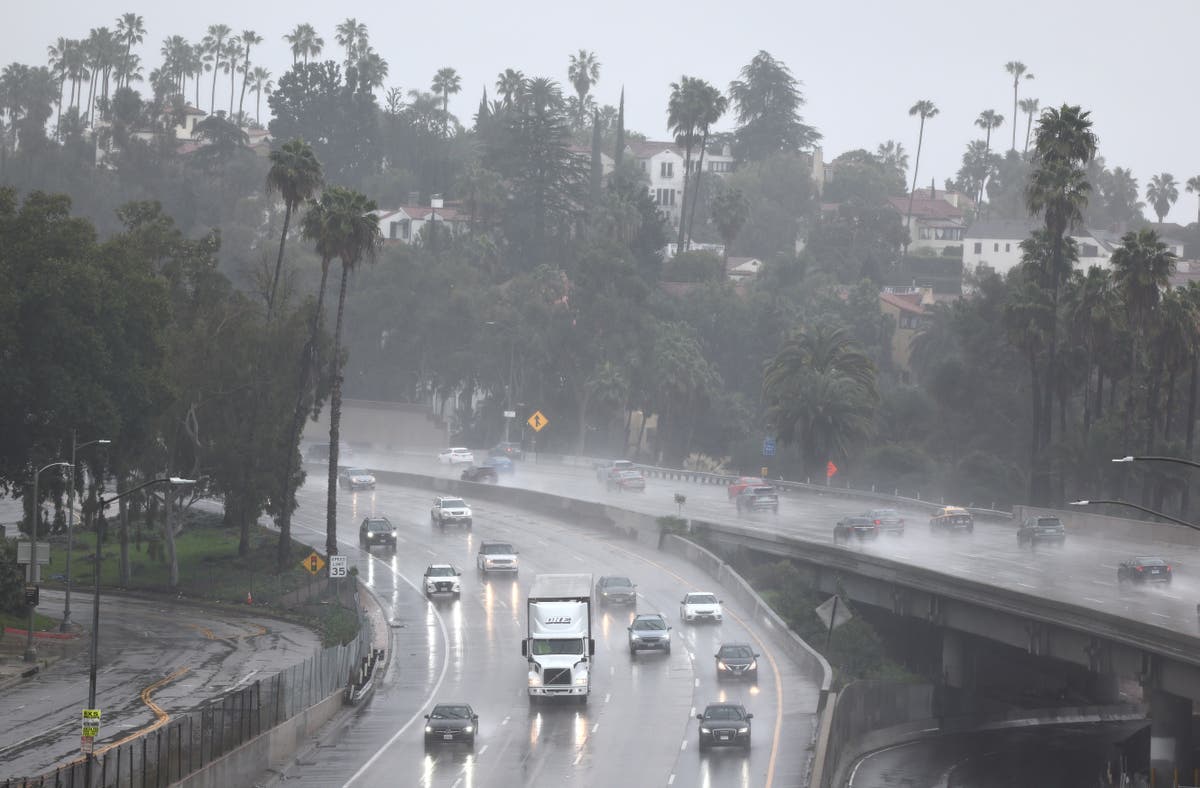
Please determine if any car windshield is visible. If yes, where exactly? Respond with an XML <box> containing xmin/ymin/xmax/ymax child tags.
<box><xmin>687</xmin><ymin>594</ymin><xmax>717</xmax><ymax>605</ymax></box>
<box><xmin>427</xmin><ymin>566</ymin><xmax>456</xmax><ymax>576</ymax></box>
<box><xmin>482</xmin><ymin>544</ymin><xmax>513</xmax><ymax>555</ymax></box>
<box><xmin>719</xmin><ymin>645</ymin><xmax>754</xmax><ymax>659</ymax></box>
<box><xmin>603</xmin><ymin>577</ymin><xmax>632</xmax><ymax>589</ymax></box>
<box><xmin>1036</xmin><ymin>518</ymin><xmax>1062</xmax><ymax>527</ymax></box>
<box><xmin>632</xmin><ymin>618</ymin><xmax>665</xmax><ymax>631</ymax></box>
<box><xmin>1134</xmin><ymin>557</ymin><xmax>1165</xmax><ymax>565</ymax></box>
<box><xmin>431</xmin><ymin>705</ymin><xmax>472</xmax><ymax>719</ymax></box>
<box><xmin>347</xmin><ymin>468</ymin><xmax>369</xmax><ymax>476</ymax></box>
<box><xmin>703</xmin><ymin>706</ymin><xmax>745</xmax><ymax>721</ymax></box>
<box><xmin>871</xmin><ymin>509</ymin><xmax>899</xmax><ymax>518</ymax></box>
<box><xmin>749</xmin><ymin>487</ymin><xmax>775</xmax><ymax>495</ymax></box>
<box><xmin>441</xmin><ymin>499</ymin><xmax>466</xmax><ymax>508</ymax></box>
<box><xmin>531</xmin><ymin>638</ymin><xmax>585</xmax><ymax>655</ymax></box>
<box><xmin>365</xmin><ymin>519</ymin><xmax>391</xmax><ymax>531</ymax></box>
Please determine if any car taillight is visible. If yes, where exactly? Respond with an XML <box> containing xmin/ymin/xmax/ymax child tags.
<box><xmin>1135</xmin><ymin>566</ymin><xmax>1144</xmax><ymax>572</ymax></box>
<box><xmin>874</xmin><ymin>519</ymin><xmax>881</xmax><ymax>525</ymax></box>
<box><xmin>1167</xmin><ymin>565</ymin><xmax>1172</xmax><ymax>572</ymax></box>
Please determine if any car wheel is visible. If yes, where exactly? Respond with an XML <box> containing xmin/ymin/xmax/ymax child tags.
<box><xmin>665</xmin><ymin>644</ymin><xmax>671</xmax><ymax>654</ymax></box>
<box><xmin>742</xmin><ymin>739</ymin><xmax>751</xmax><ymax>751</ymax></box>
<box><xmin>698</xmin><ymin>739</ymin><xmax>708</xmax><ymax>752</ymax></box>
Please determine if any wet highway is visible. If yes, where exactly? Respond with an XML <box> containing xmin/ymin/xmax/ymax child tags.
<box><xmin>273</xmin><ymin>473</ymin><xmax>820</xmax><ymax>787</ymax></box>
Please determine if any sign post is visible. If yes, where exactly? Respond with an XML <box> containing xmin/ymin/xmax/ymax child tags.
<box><xmin>826</xmin><ymin>460</ymin><xmax>838</xmax><ymax>487</ymax></box>
<box><xmin>329</xmin><ymin>555</ymin><xmax>348</xmax><ymax>579</ymax></box>
<box><xmin>527</xmin><ymin>410</ymin><xmax>548</xmax><ymax>433</ymax></box>
<box><xmin>301</xmin><ymin>551</ymin><xmax>326</xmax><ymax>576</ymax></box>
<box><xmin>762</xmin><ymin>437</ymin><xmax>776</xmax><ymax>457</ymax></box>
<box><xmin>81</xmin><ymin>708</ymin><xmax>101</xmax><ymax>754</ymax></box>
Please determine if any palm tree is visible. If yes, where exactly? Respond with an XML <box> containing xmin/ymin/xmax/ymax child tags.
<box><xmin>1064</xmin><ymin>265</ymin><xmax>1116</xmax><ymax>434</ymax></box>
<box><xmin>187</xmin><ymin>41</ymin><xmax>207</xmax><ymax>108</ymax></box>
<box><xmin>335</xmin><ymin>18</ymin><xmax>368</xmax><ymax>65</ymax></box>
<box><xmin>567</xmin><ymin>49</ymin><xmax>600</xmax><ymax>127</ymax></box>
<box><xmin>763</xmin><ymin>324</ymin><xmax>878</xmax><ymax>478</ymax></box>
<box><xmin>1004</xmin><ymin>61</ymin><xmax>1033</xmax><ymax>152</ymax></box>
<box><xmin>202</xmin><ymin>24</ymin><xmax>231</xmax><ymax>115</ymax></box>
<box><xmin>248</xmin><ymin>67</ymin><xmax>271</xmax><ymax>124</ymax></box>
<box><xmin>355</xmin><ymin>51</ymin><xmax>389</xmax><ymax>91</ymax></box>
<box><xmin>495</xmin><ymin>68</ymin><xmax>525</xmax><ymax>107</ymax></box>
<box><xmin>876</xmin><ymin>140</ymin><xmax>908</xmax><ymax>178</ymax></box>
<box><xmin>1186</xmin><ymin>175</ymin><xmax>1200</xmax><ymax>226</ymax></box>
<box><xmin>905</xmin><ymin>100</ymin><xmax>939</xmax><ymax>246</ymax></box>
<box><xmin>310</xmin><ymin>187</ymin><xmax>382</xmax><ymax>556</ymax></box>
<box><xmin>1019</xmin><ymin>97</ymin><xmax>1040</xmax><ymax>155</ymax></box>
<box><xmin>115</xmin><ymin>13</ymin><xmax>145</xmax><ymax>91</ymax></box>
<box><xmin>224</xmin><ymin>36</ymin><xmax>241</xmax><ymax>116</ymax></box>
<box><xmin>1146</xmin><ymin>172</ymin><xmax>1179</xmax><ymax>224</ymax></box>
<box><xmin>974</xmin><ymin>109</ymin><xmax>1005</xmax><ymax>204</ymax></box>
<box><xmin>266</xmin><ymin>139</ymin><xmax>324</xmax><ymax>319</ymax></box>
<box><xmin>283</xmin><ymin>23</ymin><xmax>323</xmax><ymax>66</ymax></box>
<box><xmin>684</xmin><ymin>81</ymin><xmax>728</xmax><ymax>249</ymax></box>
<box><xmin>668</xmin><ymin>76</ymin><xmax>704</xmax><ymax>251</ymax></box>
<box><xmin>47</xmin><ymin>37</ymin><xmax>72</xmax><ymax>136</ymax></box>
<box><xmin>431</xmin><ymin>67</ymin><xmax>462</xmax><ymax>137</ymax></box>
<box><xmin>235</xmin><ymin>30</ymin><xmax>262</xmax><ymax>125</ymax></box>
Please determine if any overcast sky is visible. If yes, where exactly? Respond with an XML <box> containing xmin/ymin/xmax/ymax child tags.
<box><xmin>9</xmin><ymin>0</ymin><xmax>1199</xmax><ymax>225</ymax></box>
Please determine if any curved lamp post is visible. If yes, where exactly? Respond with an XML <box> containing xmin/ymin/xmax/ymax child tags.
<box><xmin>1067</xmin><ymin>499</ymin><xmax>1200</xmax><ymax>533</ymax></box>
<box><xmin>26</xmin><ymin>461</ymin><xmax>72</xmax><ymax>662</ymax></box>
<box><xmin>62</xmin><ymin>435</ymin><xmax>111</xmax><ymax>631</ymax></box>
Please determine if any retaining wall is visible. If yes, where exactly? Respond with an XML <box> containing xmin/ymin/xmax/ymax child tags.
<box><xmin>1014</xmin><ymin>504</ymin><xmax>1198</xmax><ymax>547</ymax></box>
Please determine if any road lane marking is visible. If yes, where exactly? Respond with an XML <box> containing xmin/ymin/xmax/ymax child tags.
<box><xmin>1084</xmin><ymin>597</ymin><xmax>1107</xmax><ymax>604</ymax></box>
<box><xmin>479</xmin><ymin>744</ymin><xmax>488</xmax><ymax>755</ymax></box>
<box><xmin>604</xmin><ymin>693</ymin><xmax>611</xmax><ymax>703</ymax></box>
<box><xmin>502</xmin><ymin>716</ymin><xmax>510</xmax><ymax>726</ymax></box>
<box><xmin>592</xmin><ymin>722</ymin><xmax>599</xmax><ymax>733</ymax></box>
<box><xmin>668</xmin><ymin>775</ymin><xmax>676</xmax><ymax>785</ymax></box>
<box><xmin>573</xmin><ymin>753</ymin><xmax>583</xmax><ymax>765</ymax></box>
<box><xmin>680</xmin><ymin>740</ymin><xmax>688</xmax><ymax>751</ymax></box>
<box><xmin>1151</xmin><ymin>613</ymin><xmax>1171</xmax><ymax>619</ymax></box>
<box><xmin>694</xmin><ymin>678</ymin><xmax>699</xmax><ymax>687</ymax></box>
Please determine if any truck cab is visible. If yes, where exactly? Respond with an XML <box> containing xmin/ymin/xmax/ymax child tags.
<box><xmin>521</xmin><ymin>573</ymin><xmax>595</xmax><ymax>703</ymax></box>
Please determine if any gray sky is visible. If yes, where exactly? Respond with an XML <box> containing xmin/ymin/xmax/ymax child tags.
<box><xmin>9</xmin><ymin>0</ymin><xmax>1199</xmax><ymax>225</ymax></box>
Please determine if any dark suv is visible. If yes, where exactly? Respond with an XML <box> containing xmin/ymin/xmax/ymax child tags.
<box><xmin>490</xmin><ymin>442</ymin><xmax>524</xmax><ymax>461</ymax></box>
<box><xmin>1017</xmin><ymin>515</ymin><xmax>1066</xmax><ymax>547</ymax></box>
<box><xmin>460</xmin><ymin>465</ymin><xmax>498</xmax><ymax>484</ymax></box>
<box><xmin>359</xmin><ymin>516</ymin><xmax>396</xmax><ymax>549</ymax></box>
<box><xmin>834</xmin><ymin>515</ymin><xmax>879</xmax><ymax>543</ymax></box>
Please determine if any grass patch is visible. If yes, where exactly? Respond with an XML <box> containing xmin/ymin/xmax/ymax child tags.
<box><xmin>0</xmin><ymin>610</ymin><xmax>57</xmax><ymax>632</ymax></box>
<box><xmin>41</xmin><ymin>510</ymin><xmax>359</xmax><ymax>647</ymax></box>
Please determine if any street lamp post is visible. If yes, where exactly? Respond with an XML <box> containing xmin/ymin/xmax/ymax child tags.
<box><xmin>62</xmin><ymin>433</ymin><xmax>111</xmax><ymax>631</ymax></box>
<box><xmin>430</xmin><ymin>195</ymin><xmax>443</xmax><ymax>259</ymax></box>
<box><xmin>1112</xmin><ymin>455</ymin><xmax>1200</xmax><ymax>471</ymax></box>
<box><xmin>26</xmin><ymin>461</ymin><xmax>72</xmax><ymax>662</ymax></box>
<box><xmin>1068</xmin><ymin>499</ymin><xmax>1200</xmax><ymax>532</ymax></box>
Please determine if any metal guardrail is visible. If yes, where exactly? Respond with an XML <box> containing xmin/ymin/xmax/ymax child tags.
<box><xmin>4</xmin><ymin>604</ymin><xmax>371</xmax><ymax>788</ymax></box>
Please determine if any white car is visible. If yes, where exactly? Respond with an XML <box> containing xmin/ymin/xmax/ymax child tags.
<box><xmin>423</xmin><ymin>564</ymin><xmax>462</xmax><ymax>598</ymax></box>
<box><xmin>680</xmin><ymin>592</ymin><xmax>723</xmax><ymax>623</ymax></box>
<box><xmin>438</xmin><ymin>447</ymin><xmax>475</xmax><ymax>465</ymax></box>
<box><xmin>338</xmin><ymin>467</ymin><xmax>376</xmax><ymax>490</ymax></box>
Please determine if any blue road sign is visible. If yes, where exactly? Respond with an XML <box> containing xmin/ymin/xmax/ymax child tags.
<box><xmin>762</xmin><ymin>438</ymin><xmax>776</xmax><ymax>457</ymax></box>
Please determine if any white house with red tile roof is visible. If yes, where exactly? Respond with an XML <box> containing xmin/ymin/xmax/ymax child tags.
<box><xmin>890</xmin><ymin>189</ymin><xmax>967</xmax><ymax>255</ymax></box>
<box><xmin>373</xmin><ymin>205</ymin><xmax>467</xmax><ymax>245</ymax></box>
<box><xmin>625</xmin><ymin>140</ymin><xmax>736</xmax><ymax>228</ymax></box>
<box><xmin>879</xmin><ymin>286</ymin><xmax>935</xmax><ymax>380</ymax></box>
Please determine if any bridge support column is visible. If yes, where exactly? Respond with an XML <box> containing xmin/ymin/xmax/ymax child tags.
<box><xmin>1149</xmin><ymin>688</ymin><xmax>1191</xmax><ymax>782</ymax></box>
<box><xmin>1086</xmin><ymin>672</ymin><xmax>1121</xmax><ymax>705</ymax></box>
<box><xmin>940</xmin><ymin>629</ymin><xmax>975</xmax><ymax>692</ymax></box>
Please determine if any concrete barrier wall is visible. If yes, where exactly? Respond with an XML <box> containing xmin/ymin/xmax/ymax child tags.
<box><xmin>1014</xmin><ymin>504</ymin><xmax>1197</xmax><ymax>547</ymax></box>
<box><xmin>305</xmin><ymin>399</ymin><xmax>447</xmax><ymax>453</ymax></box>
<box><xmin>175</xmin><ymin>690</ymin><xmax>343</xmax><ymax>788</ymax></box>
<box><xmin>822</xmin><ymin>680</ymin><xmax>935</xmax><ymax>788</ymax></box>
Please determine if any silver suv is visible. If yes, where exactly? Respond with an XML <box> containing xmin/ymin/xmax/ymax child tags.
<box><xmin>476</xmin><ymin>541</ymin><xmax>518</xmax><ymax>575</ymax></box>
<box><xmin>431</xmin><ymin>496</ymin><xmax>472</xmax><ymax>529</ymax></box>
<box><xmin>628</xmin><ymin>613</ymin><xmax>671</xmax><ymax>655</ymax></box>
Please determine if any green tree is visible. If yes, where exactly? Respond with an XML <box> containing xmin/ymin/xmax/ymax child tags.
<box><xmin>235</xmin><ymin>30</ymin><xmax>262</xmax><ymax>125</ymax></box>
<box><xmin>1019</xmin><ymin>97</ymin><xmax>1039</xmax><ymax>155</ymax></box>
<box><xmin>668</xmin><ymin>76</ymin><xmax>703</xmax><ymax>252</ymax></box>
<box><xmin>567</xmin><ymin>49</ymin><xmax>600</xmax><ymax>128</ymax></box>
<box><xmin>1003</xmin><ymin>61</ymin><xmax>1033</xmax><ymax>152</ymax></box>
<box><xmin>905</xmin><ymin>100</ymin><xmax>939</xmax><ymax>246</ymax></box>
<box><xmin>248</xmin><ymin>66</ymin><xmax>272</xmax><ymax>125</ymax></box>
<box><xmin>684</xmin><ymin>81</ymin><xmax>727</xmax><ymax>249</ymax></box>
<box><xmin>974</xmin><ymin>109</ymin><xmax>1005</xmax><ymax>203</ymax></box>
<box><xmin>1146</xmin><ymin>172</ymin><xmax>1179</xmax><ymax>223</ymax></box>
<box><xmin>266</xmin><ymin>139</ymin><xmax>324</xmax><ymax>319</ymax></box>
<box><xmin>1186</xmin><ymin>175</ymin><xmax>1200</xmax><ymax>226</ymax></box>
<box><xmin>495</xmin><ymin>68</ymin><xmax>525</xmax><ymax>107</ymax></box>
<box><xmin>334</xmin><ymin>18</ymin><xmax>369</xmax><ymax>66</ymax></box>
<box><xmin>728</xmin><ymin>51</ymin><xmax>819</xmax><ymax>161</ymax></box>
<box><xmin>283</xmin><ymin>23</ymin><xmax>323</xmax><ymax>66</ymax></box>
<box><xmin>710</xmin><ymin>184</ymin><xmax>749</xmax><ymax>263</ymax></box>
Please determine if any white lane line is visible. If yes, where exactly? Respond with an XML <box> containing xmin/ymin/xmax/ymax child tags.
<box><xmin>1083</xmin><ymin>597</ymin><xmax>1107</xmax><ymax>605</ymax></box>
<box><xmin>680</xmin><ymin>740</ymin><xmax>688</xmax><ymax>751</ymax></box>
<box><xmin>1015</xmin><ymin>582</ymin><xmax>1036</xmax><ymax>589</ymax></box>
<box><xmin>501</xmin><ymin>716</ymin><xmax>510</xmax><ymax>726</ymax></box>
<box><xmin>452</xmin><ymin>778</ymin><xmax>463</xmax><ymax>788</ymax></box>
<box><xmin>610</xmin><ymin>666</ymin><xmax>615</xmax><ymax>676</ymax></box>
<box><xmin>668</xmin><ymin>775</ymin><xmax>676</xmax><ymax>785</ymax></box>
<box><xmin>1151</xmin><ymin>613</ymin><xmax>1171</xmax><ymax>619</ymax></box>
<box><xmin>1090</xmin><ymin>580</ymin><xmax>1111</xmax><ymax>587</ymax></box>
<box><xmin>592</xmin><ymin>722</ymin><xmax>599</xmax><ymax>733</ymax></box>
<box><xmin>694</xmin><ymin>678</ymin><xmax>700</xmax><ymax>688</ymax></box>
<box><xmin>604</xmin><ymin>693</ymin><xmax>611</xmax><ymax>703</ymax></box>
<box><xmin>1164</xmin><ymin>594</ymin><xmax>1183</xmax><ymax>601</ymax></box>
<box><xmin>573</xmin><ymin>753</ymin><xmax>583</xmax><ymax>766</ymax></box>
<box><xmin>424</xmin><ymin>548</ymin><xmax>436</xmax><ymax>555</ymax></box>
<box><xmin>478</xmin><ymin>744</ymin><xmax>489</xmax><ymax>755</ymax></box>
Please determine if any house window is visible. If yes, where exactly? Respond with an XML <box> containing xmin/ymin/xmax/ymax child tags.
<box><xmin>919</xmin><ymin>227</ymin><xmax>932</xmax><ymax>240</ymax></box>
<box><xmin>973</xmin><ymin>242</ymin><xmax>982</xmax><ymax>254</ymax></box>
<box><xmin>660</xmin><ymin>162</ymin><xmax>674</xmax><ymax>178</ymax></box>
<box><xmin>1081</xmin><ymin>243</ymin><xmax>1099</xmax><ymax>257</ymax></box>
<box><xmin>1005</xmin><ymin>243</ymin><xmax>1011</xmax><ymax>252</ymax></box>
<box><xmin>994</xmin><ymin>242</ymin><xmax>1000</xmax><ymax>252</ymax></box>
<box><xmin>399</xmin><ymin>219</ymin><xmax>410</xmax><ymax>240</ymax></box>
<box><xmin>654</xmin><ymin>188</ymin><xmax>676</xmax><ymax>206</ymax></box>
<box><xmin>640</xmin><ymin>161</ymin><xmax>647</xmax><ymax>172</ymax></box>
<box><xmin>388</xmin><ymin>222</ymin><xmax>400</xmax><ymax>240</ymax></box>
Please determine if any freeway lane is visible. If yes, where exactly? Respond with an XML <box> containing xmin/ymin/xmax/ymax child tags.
<box><xmin>0</xmin><ymin>587</ymin><xmax>319</xmax><ymax>778</ymax></box>
<box><xmin>354</xmin><ymin>451</ymin><xmax>1200</xmax><ymax>643</ymax></box>
<box><xmin>274</xmin><ymin>474</ymin><xmax>819</xmax><ymax>787</ymax></box>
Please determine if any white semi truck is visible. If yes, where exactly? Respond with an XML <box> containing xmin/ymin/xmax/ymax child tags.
<box><xmin>522</xmin><ymin>573</ymin><xmax>595</xmax><ymax>702</ymax></box>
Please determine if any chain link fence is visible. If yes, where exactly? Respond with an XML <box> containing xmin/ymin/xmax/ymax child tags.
<box><xmin>4</xmin><ymin>610</ymin><xmax>370</xmax><ymax>788</ymax></box>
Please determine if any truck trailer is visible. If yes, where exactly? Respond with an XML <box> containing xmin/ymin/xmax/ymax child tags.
<box><xmin>522</xmin><ymin>573</ymin><xmax>595</xmax><ymax>702</ymax></box>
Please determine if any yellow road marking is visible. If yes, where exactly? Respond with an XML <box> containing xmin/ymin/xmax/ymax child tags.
<box><xmin>64</xmin><ymin>666</ymin><xmax>190</xmax><ymax>767</ymax></box>
<box><xmin>589</xmin><ymin>536</ymin><xmax>785</xmax><ymax>788</ymax></box>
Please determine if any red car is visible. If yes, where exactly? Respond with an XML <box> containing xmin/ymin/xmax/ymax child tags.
<box><xmin>728</xmin><ymin>477</ymin><xmax>767</xmax><ymax>500</ymax></box>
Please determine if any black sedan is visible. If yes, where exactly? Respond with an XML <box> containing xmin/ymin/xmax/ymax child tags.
<box><xmin>715</xmin><ymin>643</ymin><xmax>759</xmax><ymax>681</ymax></box>
<box><xmin>834</xmin><ymin>516</ymin><xmax>879</xmax><ymax>543</ymax></box>
<box><xmin>424</xmin><ymin>703</ymin><xmax>478</xmax><ymax>746</ymax></box>
<box><xmin>596</xmin><ymin>575</ymin><xmax>637</xmax><ymax>606</ymax></box>
<box><xmin>1118</xmin><ymin>557</ymin><xmax>1172</xmax><ymax>585</ymax></box>
<box><xmin>358</xmin><ymin>516</ymin><xmax>396</xmax><ymax>549</ymax></box>
<box><xmin>866</xmin><ymin>508</ymin><xmax>905</xmax><ymax>535</ymax></box>
<box><xmin>696</xmin><ymin>703</ymin><xmax>753</xmax><ymax>751</ymax></box>
<box><xmin>460</xmin><ymin>465</ymin><xmax>499</xmax><ymax>484</ymax></box>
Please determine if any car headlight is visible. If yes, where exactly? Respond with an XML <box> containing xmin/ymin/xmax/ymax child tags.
<box><xmin>737</xmin><ymin>725</ymin><xmax>749</xmax><ymax>733</ymax></box>
<box><xmin>749</xmin><ymin>660</ymin><xmax>757</xmax><ymax>670</ymax></box>
<box><xmin>700</xmin><ymin>727</ymin><xmax>711</xmax><ymax>734</ymax></box>
<box><xmin>717</xmin><ymin>661</ymin><xmax>728</xmax><ymax>671</ymax></box>
<box><xmin>425</xmin><ymin>725</ymin><xmax>433</xmax><ymax>733</ymax></box>
<box><xmin>451</xmin><ymin>583</ymin><xmax>460</xmax><ymax>592</ymax></box>
<box><xmin>463</xmin><ymin>725</ymin><xmax>474</xmax><ymax>734</ymax></box>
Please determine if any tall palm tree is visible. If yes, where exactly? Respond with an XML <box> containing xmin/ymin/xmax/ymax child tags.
<box><xmin>1186</xmin><ymin>175</ymin><xmax>1200</xmax><ymax>226</ymax></box>
<box><xmin>202</xmin><ymin>24</ymin><xmax>231</xmax><ymax>115</ymax></box>
<box><xmin>668</xmin><ymin>76</ymin><xmax>704</xmax><ymax>251</ymax></box>
<box><xmin>684</xmin><ymin>80</ymin><xmax>728</xmax><ymax>249</ymax></box>
<box><xmin>115</xmin><ymin>13</ymin><xmax>145</xmax><ymax>91</ymax></box>
<box><xmin>335</xmin><ymin>18</ymin><xmax>368</xmax><ymax>65</ymax></box>
<box><xmin>431</xmin><ymin>67</ymin><xmax>461</xmax><ymax>137</ymax></box>
<box><xmin>1004</xmin><ymin>61</ymin><xmax>1033</xmax><ymax>152</ymax></box>
<box><xmin>905</xmin><ymin>100</ymin><xmax>939</xmax><ymax>246</ymax></box>
<box><xmin>283</xmin><ymin>23</ymin><xmax>323</xmax><ymax>66</ymax></box>
<box><xmin>266</xmin><ymin>139</ymin><xmax>324</xmax><ymax>319</ymax></box>
<box><xmin>310</xmin><ymin>187</ymin><xmax>382</xmax><ymax>556</ymax></box>
<box><xmin>224</xmin><ymin>36</ymin><xmax>241</xmax><ymax>116</ymax></box>
<box><xmin>188</xmin><ymin>41</ymin><xmax>207</xmax><ymax>108</ymax></box>
<box><xmin>248</xmin><ymin>67</ymin><xmax>271</xmax><ymax>124</ymax></box>
<box><xmin>1146</xmin><ymin>172</ymin><xmax>1179</xmax><ymax>224</ymax></box>
<box><xmin>235</xmin><ymin>30</ymin><xmax>262</xmax><ymax>125</ymax></box>
<box><xmin>1019</xmin><ymin>97</ymin><xmax>1039</xmax><ymax>155</ymax></box>
<box><xmin>47</xmin><ymin>37</ymin><xmax>72</xmax><ymax>136</ymax></box>
<box><xmin>496</xmin><ymin>68</ymin><xmax>525</xmax><ymax>107</ymax></box>
<box><xmin>567</xmin><ymin>49</ymin><xmax>600</xmax><ymax>126</ymax></box>
<box><xmin>974</xmin><ymin>109</ymin><xmax>1005</xmax><ymax>204</ymax></box>
<box><xmin>1064</xmin><ymin>265</ymin><xmax>1116</xmax><ymax>434</ymax></box>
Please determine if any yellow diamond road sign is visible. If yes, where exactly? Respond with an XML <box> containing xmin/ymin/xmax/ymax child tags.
<box><xmin>302</xmin><ymin>551</ymin><xmax>326</xmax><ymax>576</ymax></box>
<box><xmin>527</xmin><ymin>410</ymin><xmax>548</xmax><ymax>432</ymax></box>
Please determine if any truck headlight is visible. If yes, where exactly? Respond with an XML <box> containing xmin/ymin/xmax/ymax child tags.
<box><xmin>451</xmin><ymin>583</ymin><xmax>460</xmax><ymax>592</ymax></box>
<box><xmin>574</xmin><ymin>671</ymin><xmax>589</xmax><ymax>685</ymax></box>
<box><xmin>737</xmin><ymin>725</ymin><xmax>749</xmax><ymax>733</ymax></box>
<box><xmin>528</xmin><ymin>672</ymin><xmax>541</xmax><ymax>687</ymax></box>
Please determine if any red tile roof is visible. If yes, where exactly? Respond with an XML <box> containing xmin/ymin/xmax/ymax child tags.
<box><xmin>879</xmin><ymin>291</ymin><xmax>926</xmax><ymax>315</ymax></box>
<box><xmin>886</xmin><ymin>195</ymin><xmax>964</xmax><ymax>222</ymax></box>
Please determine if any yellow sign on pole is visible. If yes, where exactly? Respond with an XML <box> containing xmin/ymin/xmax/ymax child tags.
<box><xmin>527</xmin><ymin>410</ymin><xmax>548</xmax><ymax>432</ymax></box>
<box><xmin>301</xmin><ymin>551</ymin><xmax>326</xmax><ymax>576</ymax></box>
<box><xmin>81</xmin><ymin>708</ymin><xmax>101</xmax><ymax>738</ymax></box>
